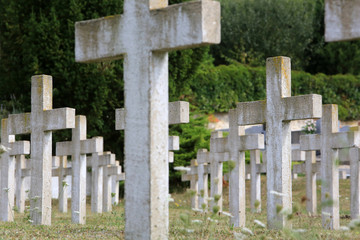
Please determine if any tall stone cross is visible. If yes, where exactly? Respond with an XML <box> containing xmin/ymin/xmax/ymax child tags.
<box><xmin>56</xmin><ymin>115</ymin><xmax>103</xmax><ymax>224</ymax></box>
<box><xmin>236</xmin><ymin>57</ymin><xmax>322</xmax><ymax>229</ymax></box>
<box><xmin>325</xmin><ymin>0</ymin><xmax>360</xmax><ymax>42</ymax></box>
<box><xmin>300</xmin><ymin>104</ymin><xmax>360</xmax><ymax>229</ymax></box>
<box><xmin>75</xmin><ymin>1</ymin><xmax>220</xmax><ymax>237</ymax></box>
<box><xmin>7</xmin><ymin>75</ymin><xmax>75</xmax><ymax>225</ymax></box>
<box><xmin>0</xmin><ymin>118</ymin><xmax>30</xmax><ymax>221</ymax></box>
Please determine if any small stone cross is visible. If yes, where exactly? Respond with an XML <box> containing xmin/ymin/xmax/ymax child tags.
<box><xmin>7</xmin><ymin>75</ymin><xmax>75</xmax><ymax>225</ymax></box>
<box><xmin>0</xmin><ymin>118</ymin><xmax>30</xmax><ymax>221</ymax></box>
<box><xmin>56</xmin><ymin>115</ymin><xmax>103</xmax><ymax>224</ymax></box>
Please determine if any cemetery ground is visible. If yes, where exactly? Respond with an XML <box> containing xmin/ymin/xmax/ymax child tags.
<box><xmin>0</xmin><ymin>176</ymin><xmax>360</xmax><ymax>239</ymax></box>
<box><xmin>0</xmin><ymin>176</ymin><xmax>359</xmax><ymax>239</ymax></box>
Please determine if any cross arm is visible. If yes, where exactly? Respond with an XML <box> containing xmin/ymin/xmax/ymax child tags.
<box><xmin>56</xmin><ymin>141</ymin><xmax>72</xmax><ymax>156</ymax></box>
<box><xmin>115</xmin><ymin>101</ymin><xmax>189</xmax><ymax>130</ymax></box>
<box><xmin>169</xmin><ymin>136</ymin><xmax>179</xmax><ymax>151</ymax></box>
<box><xmin>151</xmin><ymin>0</ymin><xmax>220</xmax><ymax>51</ymax></box>
<box><xmin>9</xmin><ymin>141</ymin><xmax>30</xmax><ymax>156</ymax></box>
<box><xmin>332</xmin><ymin>131</ymin><xmax>360</xmax><ymax>149</ymax></box>
<box><xmin>80</xmin><ymin>137</ymin><xmax>104</xmax><ymax>154</ymax></box>
<box><xmin>8</xmin><ymin>113</ymin><xmax>31</xmax><ymax>135</ymax></box>
<box><xmin>238</xmin><ymin>134</ymin><xmax>265</xmax><ymax>151</ymax></box>
<box><xmin>283</xmin><ymin>94</ymin><xmax>322</xmax><ymax>121</ymax></box>
<box><xmin>106</xmin><ymin>165</ymin><xmax>122</xmax><ymax>176</ymax></box>
<box><xmin>237</xmin><ymin>101</ymin><xmax>266</xmax><ymax>125</ymax></box>
<box><xmin>197</xmin><ymin>149</ymin><xmax>209</xmax><ymax>164</ymax></box>
<box><xmin>211</xmin><ymin>137</ymin><xmax>227</xmax><ymax>153</ymax></box>
<box><xmin>300</xmin><ymin>134</ymin><xmax>321</xmax><ymax>151</ymax></box>
<box><xmin>75</xmin><ymin>15</ymin><xmax>126</xmax><ymax>63</ymax></box>
<box><xmin>87</xmin><ymin>152</ymin><xmax>115</xmax><ymax>167</ymax></box>
<box><xmin>44</xmin><ymin>108</ymin><xmax>75</xmax><ymax>131</ymax></box>
<box><xmin>114</xmin><ymin>173</ymin><xmax>126</xmax><ymax>181</ymax></box>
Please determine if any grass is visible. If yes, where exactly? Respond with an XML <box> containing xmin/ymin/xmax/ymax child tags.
<box><xmin>0</xmin><ymin>176</ymin><xmax>360</xmax><ymax>239</ymax></box>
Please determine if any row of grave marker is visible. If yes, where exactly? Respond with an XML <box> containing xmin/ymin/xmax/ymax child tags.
<box><xmin>181</xmin><ymin>100</ymin><xmax>360</xmax><ymax>230</ymax></box>
<box><xmin>0</xmin><ymin>75</ymin><xmax>190</xmax><ymax>225</ymax></box>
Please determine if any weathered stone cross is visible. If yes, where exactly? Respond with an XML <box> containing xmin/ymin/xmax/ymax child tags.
<box><xmin>56</xmin><ymin>115</ymin><xmax>103</xmax><ymax>224</ymax></box>
<box><xmin>75</xmin><ymin>1</ymin><xmax>220</xmax><ymax>237</ymax></box>
<box><xmin>300</xmin><ymin>104</ymin><xmax>360</xmax><ymax>229</ymax></box>
<box><xmin>196</xmin><ymin>149</ymin><xmax>210</xmax><ymax>208</ymax></box>
<box><xmin>236</xmin><ymin>57</ymin><xmax>322</xmax><ymax>229</ymax></box>
<box><xmin>0</xmin><ymin>119</ymin><xmax>30</xmax><ymax>221</ymax></box>
<box><xmin>181</xmin><ymin>159</ymin><xmax>199</xmax><ymax>209</ymax></box>
<box><xmin>7</xmin><ymin>75</ymin><xmax>75</xmax><ymax>225</ymax></box>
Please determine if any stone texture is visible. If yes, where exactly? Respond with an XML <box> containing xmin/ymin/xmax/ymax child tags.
<box><xmin>181</xmin><ymin>160</ymin><xmax>199</xmax><ymax>209</ymax></box>
<box><xmin>237</xmin><ymin>57</ymin><xmax>322</xmax><ymax>229</ymax></box>
<box><xmin>15</xmin><ymin>155</ymin><xmax>29</xmax><ymax>213</ymax></box>
<box><xmin>325</xmin><ymin>0</ymin><xmax>360</xmax><ymax>42</ymax></box>
<box><xmin>7</xmin><ymin>75</ymin><xmax>75</xmax><ymax>225</ymax></box>
<box><xmin>103</xmin><ymin>161</ymin><xmax>122</xmax><ymax>212</ymax></box>
<box><xmin>52</xmin><ymin>156</ymin><xmax>71</xmax><ymax>213</ymax></box>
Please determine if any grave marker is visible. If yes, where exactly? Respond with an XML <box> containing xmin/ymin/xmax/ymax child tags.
<box><xmin>0</xmin><ymin>119</ymin><xmax>30</xmax><ymax>221</ymax></box>
<box><xmin>237</xmin><ymin>57</ymin><xmax>322</xmax><ymax>229</ymax></box>
<box><xmin>15</xmin><ymin>154</ymin><xmax>30</xmax><ymax>213</ymax></box>
<box><xmin>75</xmin><ymin>0</ymin><xmax>220</xmax><ymax>237</ymax></box>
<box><xmin>52</xmin><ymin>156</ymin><xmax>72</xmax><ymax>213</ymax></box>
<box><xmin>7</xmin><ymin>75</ymin><xmax>75</xmax><ymax>225</ymax></box>
<box><xmin>56</xmin><ymin>115</ymin><xmax>103</xmax><ymax>224</ymax></box>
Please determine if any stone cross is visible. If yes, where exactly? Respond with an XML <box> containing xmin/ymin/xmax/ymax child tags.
<box><xmin>116</xmin><ymin>101</ymin><xmax>188</xmax><ymax>163</ymax></box>
<box><xmin>7</xmin><ymin>75</ymin><xmax>75</xmax><ymax>225</ymax></box>
<box><xmin>111</xmin><ymin>164</ymin><xmax>126</xmax><ymax>206</ymax></box>
<box><xmin>208</xmin><ymin>131</ymin><xmax>229</xmax><ymax>213</ymax></box>
<box><xmin>15</xmin><ymin>154</ymin><xmax>30</xmax><ymax>213</ymax></box>
<box><xmin>325</xmin><ymin>0</ymin><xmax>360</xmax><ymax>42</ymax></box>
<box><xmin>349</xmin><ymin>147</ymin><xmax>360</xmax><ymax>219</ymax></box>
<box><xmin>56</xmin><ymin>115</ymin><xmax>103</xmax><ymax>224</ymax></box>
<box><xmin>300</xmin><ymin>104</ymin><xmax>359</xmax><ymax>229</ymax></box>
<box><xmin>237</xmin><ymin>57</ymin><xmax>322</xmax><ymax>229</ymax></box>
<box><xmin>227</xmin><ymin>109</ymin><xmax>264</xmax><ymax>227</ymax></box>
<box><xmin>196</xmin><ymin>149</ymin><xmax>210</xmax><ymax>208</ymax></box>
<box><xmin>181</xmin><ymin>159</ymin><xmax>199</xmax><ymax>209</ymax></box>
<box><xmin>0</xmin><ymin>118</ymin><xmax>30</xmax><ymax>221</ymax></box>
<box><xmin>249</xmin><ymin>149</ymin><xmax>263</xmax><ymax>213</ymax></box>
<box><xmin>103</xmin><ymin>161</ymin><xmax>122</xmax><ymax>212</ymax></box>
<box><xmin>87</xmin><ymin>152</ymin><xmax>116</xmax><ymax>213</ymax></box>
<box><xmin>52</xmin><ymin>156</ymin><xmax>72</xmax><ymax>213</ymax></box>
<box><xmin>75</xmin><ymin>1</ymin><xmax>220</xmax><ymax>237</ymax></box>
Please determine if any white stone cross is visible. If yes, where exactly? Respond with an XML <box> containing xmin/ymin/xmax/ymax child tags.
<box><xmin>75</xmin><ymin>1</ymin><xmax>220</xmax><ymax>237</ymax></box>
<box><xmin>52</xmin><ymin>156</ymin><xmax>72</xmax><ymax>213</ymax></box>
<box><xmin>7</xmin><ymin>75</ymin><xmax>75</xmax><ymax>225</ymax></box>
<box><xmin>237</xmin><ymin>57</ymin><xmax>322</xmax><ymax>229</ymax></box>
<box><xmin>325</xmin><ymin>0</ymin><xmax>360</xmax><ymax>42</ymax></box>
<box><xmin>111</xmin><ymin>164</ymin><xmax>126</xmax><ymax>206</ymax></box>
<box><xmin>300</xmin><ymin>104</ymin><xmax>359</xmax><ymax>229</ymax></box>
<box><xmin>103</xmin><ymin>161</ymin><xmax>122</xmax><ymax>212</ymax></box>
<box><xmin>56</xmin><ymin>115</ymin><xmax>103</xmax><ymax>224</ymax></box>
<box><xmin>116</xmin><ymin>101</ymin><xmax>189</xmax><ymax>163</ymax></box>
<box><xmin>87</xmin><ymin>152</ymin><xmax>116</xmax><ymax>213</ymax></box>
<box><xmin>196</xmin><ymin>149</ymin><xmax>210</xmax><ymax>208</ymax></box>
<box><xmin>0</xmin><ymin>118</ymin><xmax>30</xmax><ymax>221</ymax></box>
<box><xmin>181</xmin><ymin>159</ymin><xmax>199</xmax><ymax>209</ymax></box>
<box><xmin>15</xmin><ymin>154</ymin><xmax>30</xmax><ymax>213</ymax></box>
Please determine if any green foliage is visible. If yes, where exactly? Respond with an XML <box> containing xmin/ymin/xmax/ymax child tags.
<box><xmin>0</xmin><ymin>0</ymin><xmax>208</xmax><ymax>162</ymax></box>
<box><xmin>213</xmin><ymin>0</ymin><xmax>318</xmax><ymax>69</ymax></box>
<box><xmin>193</xmin><ymin>61</ymin><xmax>360</xmax><ymax>120</ymax></box>
<box><xmin>169</xmin><ymin>112</ymin><xmax>211</xmax><ymax>190</ymax></box>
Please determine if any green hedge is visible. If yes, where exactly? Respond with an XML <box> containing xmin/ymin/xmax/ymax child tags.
<box><xmin>191</xmin><ymin>61</ymin><xmax>360</xmax><ymax>120</ymax></box>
